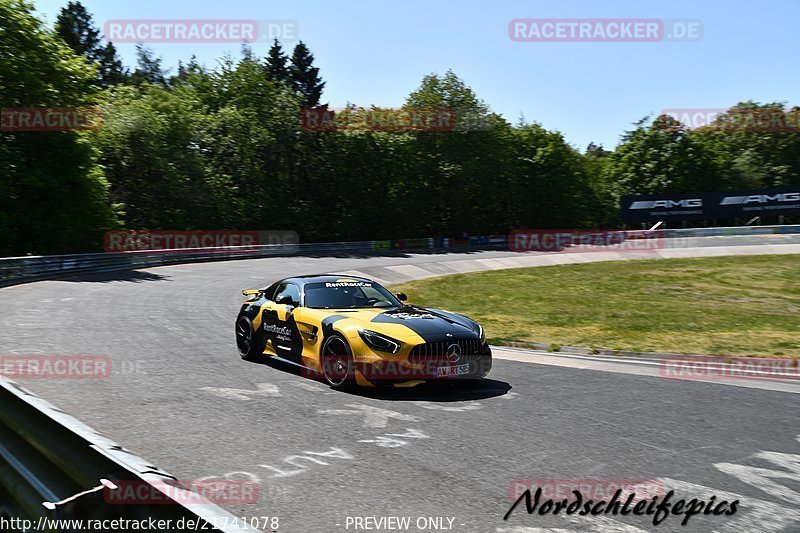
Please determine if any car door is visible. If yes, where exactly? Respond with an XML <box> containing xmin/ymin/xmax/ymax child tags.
<box><xmin>261</xmin><ymin>282</ymin><xmax>303</xmax><ymax>360</ymax></box>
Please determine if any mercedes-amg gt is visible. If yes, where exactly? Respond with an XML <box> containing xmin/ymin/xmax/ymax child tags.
<box><xmin>235</xmin><ymin>275</ymin><xmax>492</xmax><ymax>388</ymax></box>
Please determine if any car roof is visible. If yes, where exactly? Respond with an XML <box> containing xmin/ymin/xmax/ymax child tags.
<box><xmin>278</xmin><ymin>274</ymin><xmax>375</xmax><ymax>287</ymax></box>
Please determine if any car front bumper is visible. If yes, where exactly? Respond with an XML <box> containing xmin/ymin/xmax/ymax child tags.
<box><xmin>352</xmin><ymin>346</ymin><xmax>492</xmax><ymax>387</ymax></box>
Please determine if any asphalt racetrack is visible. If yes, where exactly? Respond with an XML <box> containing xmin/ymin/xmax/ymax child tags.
<box><xmin>0</xmin><ymin>247</ymin><xmax>798</xmax><ymax>533</ymax></box>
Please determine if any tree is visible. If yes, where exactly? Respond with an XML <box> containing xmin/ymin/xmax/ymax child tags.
<box><xmin>55</xmin><ymin>1</ymin><xmax>126</xmax><ymax>87</ymax></box>
<box><xmin>606</xmin><ymin>115</ymin><xmax>720</xmax><ymax>196</ymax></box>
<box><xmin>406</xmin><ymin>70</ymin><xmax>492</xmax><ymax>129</ymax></box>
<box><xmin>96</xmin><ymin>42</ymin><xmax>126</xmax><ymax>86</ymax></box>
<box><xmin>0</xmin><ymin>0</ymin><xmax>116</xmax><ymax>255</ymax></box>
<box><xmin>583</xmin><ymin>143</ymin><xmax>617</xmax><ymax>227</ymax></box>
<box><xmin>400</xmin><ymin>71</ymin><xmax>513</xmax><ymax>235</ymax></box>
<box><xmin>289</xmin><ymin>41</ymin><xmax>325</xmax><ymax>107</ymax></box>
<box><xmin>693</xmin><ymin>102</ymin><xmax>800</xmax><ymax>189</ymax></box>
<box><xmin>95</xmin><ymin>48</ymin><xmax>307</xmax><ymax>233</ymax></box>
<box><xmin>172</xmin><ymin>55</ymin><xmax>203</xmax><ymax>86</ymax></box>
<box><xmin>130</xmin><ymin>45</ymin><xmax>167</xmax><ymax>86</ymax></box>
<box><xmin>264</xmin><ymin>39</ymin><xmax>289</xmax><ymax>84</ymax></box>
<box><xmin>55</xmin><ymin>1</ymin><xmax>99</xmax><ymax>57</ymax></box>
<box><xmin>93</xmin><ymin>84</ymin><xmax>217</xmax><ymax>229</ymax></box>
<box><xmin>507</xmin><ymin>124</ymin><xmax>591</xmax><ymax>229</ymax></box>
<box><xmin>585</xmin><ymin>142</ymin><xmax>610</xmax><ymax>158</ymax></box>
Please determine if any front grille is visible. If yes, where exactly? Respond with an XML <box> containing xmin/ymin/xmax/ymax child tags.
<box><xmin>408</xmin><ymin>338</ymin><xmax>484</xmax><ymax>364</ymax></box>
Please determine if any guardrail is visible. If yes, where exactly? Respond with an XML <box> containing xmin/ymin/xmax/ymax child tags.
<box><xmin>2</xmin><ymin>226</ymin><xmax>799</xmax><ymax>288</ymax></box>
<box><xmin>654</xmin><ymin>225</ymin><xmax>800</xmax><ymax>238</ymax></box>
<box><xmin>0</xmin><ymin>379</ymin><xmax>256</xmax><ymax>532</ymax></box>
<box><xmin>0</xmin><ymin>236</ymin><xmax>510</xmax><ymax>288</ymax></box>
<box><xmin>0</xmin><ymin>241</ymin><xmax>374</xmax><ymax>288</ymax></box>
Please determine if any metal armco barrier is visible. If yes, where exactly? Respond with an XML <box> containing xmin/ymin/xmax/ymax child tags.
<box><xmin>2</xmin><ymin>226</ymin><xmax>800</xmax><ymax>288</ymax></box>
<box><xmin>660</xmin><ymin>224</ymin><xmax>800</xmax><ymax>238</ymax></box>
<box><xmin>0</xmin><ymin>379</ymin><xmax>257</xmax><ymax>532</ymax></box>
<box><xmin>0</xmin><ymin>240</ymin><xmax>374</xmax><ymax>287</ymax></box>
<box><xmin>0</xmin><ymin>236</ymin><xmax>507</xmax><ymax>288</ymax></box>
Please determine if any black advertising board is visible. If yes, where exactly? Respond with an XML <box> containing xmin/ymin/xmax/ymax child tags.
<box><xmin>621</xmin><ymin>187</ymin><xmax>800</xmax><ymax>223</ymax></box>
<box><xmin>711</xmin><ymin>187</ymin><xmax>800</xmax><ymax>218</ymax></box>
<box><xmin>620</xmin><ymin>193</ymin><xmax>706</xmax><ymax>223</ymax></box>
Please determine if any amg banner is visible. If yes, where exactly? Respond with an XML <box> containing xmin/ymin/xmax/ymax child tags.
<box><xmin>712</xmin><ymin>187</ymin><xmax>800</xmax><ymax>218</ymax></box>
<box><xmin>620</xmin><ymin>193</ymin><xmax>706</xmax><ymax>223</ymax></box>
<box><xmin>621</xmin><ymin>187</ymin><xmax>800</xmax><ymax>223</ymax></box>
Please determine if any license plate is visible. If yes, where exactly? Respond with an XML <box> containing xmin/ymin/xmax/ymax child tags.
<box><xmin>435</xmin><ymin>364</ymin><xmax>470</xmax><ymax>378</ymax></box>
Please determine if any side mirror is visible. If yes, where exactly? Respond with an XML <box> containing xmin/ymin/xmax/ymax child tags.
<box><xmin>277</xmin><ymin>295</ymin><xmax>296</xmax><ymax>306</ymax></box>
<box><xmin>396</xmin><ymin>292</ymin><xmax>408</xmax><ymax>302</ymax></box>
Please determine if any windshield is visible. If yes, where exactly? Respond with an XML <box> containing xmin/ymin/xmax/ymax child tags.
<box><xmin>304</xmin><ymin>281</ymin><xmax>402</xmax><ymax>309</ymax></box>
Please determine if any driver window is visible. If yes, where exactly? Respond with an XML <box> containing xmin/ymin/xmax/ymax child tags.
<box><xmin>359</xmin><ymin>286</ymin><xmax>392</xmax><ymax>306</ymax></box>
<box><xmin>273</xmin><ymin>283</ymin><xmax>300</xmax><ymax>306</ymax></box>
<box><xmin>352</xmin><ymin>287</ymin><xmax>366</xmax><ymax>305</ymax></box>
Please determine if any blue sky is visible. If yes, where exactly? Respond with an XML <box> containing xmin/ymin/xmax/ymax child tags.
<box><xmin>30</xmin><ymin>0</ymin><xmax>800</xmax><ymax>150</ymax></box>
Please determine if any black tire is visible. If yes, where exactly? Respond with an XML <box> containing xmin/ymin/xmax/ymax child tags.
<box><xmin>320</xmin><ymin>333</ymin><xmax>354</xmax><ymax>389</ymax></box>
<box><xmin>236</xmin><ymin>315</ymin><xmax>265</xmax><ymax>361</ymax></box>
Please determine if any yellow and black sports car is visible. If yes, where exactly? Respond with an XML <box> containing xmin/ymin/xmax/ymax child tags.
<box><xmin>235</xmin><ymin>275</ymin><xmax>492</xmax><ymax>388</ymax></box>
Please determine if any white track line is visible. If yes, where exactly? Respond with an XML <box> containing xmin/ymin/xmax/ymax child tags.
<box><xmin>492</xmin><ymin>346</ymin><xmax>800</xmax><ymax>394</ymax></box>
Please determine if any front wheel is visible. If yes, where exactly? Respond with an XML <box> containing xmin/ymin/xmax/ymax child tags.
<box><xmin>236</xmin><ymin>316</ymin><xmax>265</xmax><ymax>361</ymax></box>
<box><xmin>321</xmin><ymin>333</ymin><xmax>354</xmax><ymax>389</ymax></box>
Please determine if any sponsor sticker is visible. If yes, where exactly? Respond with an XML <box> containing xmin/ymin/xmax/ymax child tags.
<box><xmin>383</xmin><ymin>312</ymin><xmax>436</xmax><ymax>320</ymax></box>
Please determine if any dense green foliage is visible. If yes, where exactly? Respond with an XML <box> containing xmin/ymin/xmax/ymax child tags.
<box><xmin>2</xmin><ymin>1</ymin><xmax>799</xmax><ymax>255</ymax></box>
<box><xmin>55</xmin><ymin>1</ymin><xmax>126</xmax><ymax>87</ymax></box>
<box><xmin>0</xmin><ymin>0</ymin><xmax>116</xmax><ymax>255</ymax></box>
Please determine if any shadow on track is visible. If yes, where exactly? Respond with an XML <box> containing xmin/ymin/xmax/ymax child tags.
<box><xmin>246</xmin><ymin>356</ymin><xmax>511</xmax><ymax>402</ymax></box>
<box><xmin>60</xmin><ymin>270</ymin><xmax>170</xmax><ymax>283</ymax></box>
<box><xmin>347</xmin><ymin>378</ymin><xmax>512</xmax><ymax>402</ymax></box>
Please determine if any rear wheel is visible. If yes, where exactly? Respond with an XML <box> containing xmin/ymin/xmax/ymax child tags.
<box><xmin>236</xmin><ymin>316</ymin><xmax>265</xmax><ymax>361</ymax></box>
<box><xmin>321</xmin><ymin>333</ymin><xmax>354</xmax><ymax>389</ymax></box>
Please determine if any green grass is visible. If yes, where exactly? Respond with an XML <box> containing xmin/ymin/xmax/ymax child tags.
<box><xmin>391</xmin><ymin>255</ymin><xmax>800</xmax><ymax>358</ymax></box>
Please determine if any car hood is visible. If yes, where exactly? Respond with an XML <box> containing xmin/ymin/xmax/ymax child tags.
<box><xmin>336</xmin><ymin>305</ymin><xmax>480</xmax><ymax>342</ymax></box>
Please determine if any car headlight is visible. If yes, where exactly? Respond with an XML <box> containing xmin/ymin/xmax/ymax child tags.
<box><xmin>477</xmin><ymin>324</ymin><xmax>485</xmax><ymax>341</ymax></box>
<box><xmin>359</xmin><ymin>329</ymin><xmax>401</xmax><ymax>354</ymax></box>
